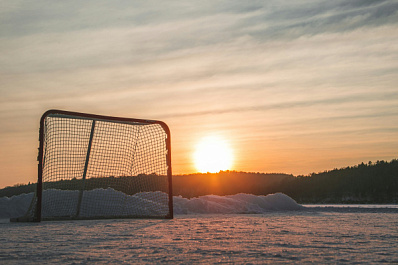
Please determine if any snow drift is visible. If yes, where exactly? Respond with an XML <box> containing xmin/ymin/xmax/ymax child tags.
<box><xmin>0</xmin><ymin>189</ymin><xmax>303</xmax><ymax>219</ymax></box>
<box><xmin>173</xmin><ymin>193</ymin><xmax>303</xmax><ymax>214</ymax></box>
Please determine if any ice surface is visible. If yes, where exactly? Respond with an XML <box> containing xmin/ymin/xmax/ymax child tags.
<box><xmin>1</xmin><ymin>212</ymin><xmax>397</xmax><ymax>264</ymax></box>
<box><xmin>1</xmin><ymin>191</ymin><xmax>398</xmax><ymax>264</ymax></box>
<box><xmin>0</xmin><ymin>189</ymin><xmax>302</xmax><ymax>219</ymax></box>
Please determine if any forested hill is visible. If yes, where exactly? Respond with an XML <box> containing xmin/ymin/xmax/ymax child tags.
<box><xmin>174</xmin><ymin>159</ymin><xmax>398</xmax><ymax>202</ymax></box>
<box><xmin>279</xmin><ymin>159</ymin><xmax>398</xmax><ymax>203</ymax></box>
<box><xmin>173</xmin><ymin>172</ymin><xmax>292</xmax><ymax>198</ymax></box>
<box><xmin>1</xmin><ymin>159</ymin><xmax>397</xmax><ymax>203</ymax></box>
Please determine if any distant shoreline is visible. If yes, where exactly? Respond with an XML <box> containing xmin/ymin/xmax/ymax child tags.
<box><xmin>1</xmin><ymin>159</ymin><xmax>397</xmax><ymax>204</ymax></box>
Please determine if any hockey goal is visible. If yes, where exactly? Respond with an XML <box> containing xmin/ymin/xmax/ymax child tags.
<box><xmin>12</xmin><ymin>110</ymin><xmax>172</xmax><ymax>221</ymax></box>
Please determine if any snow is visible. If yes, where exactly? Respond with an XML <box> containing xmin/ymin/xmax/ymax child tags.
<box><xmin>174</xmin><ymin>192</ymin><xmax>303</xmax><ymax>214</ymax></box>
<box><xmin>0</xmin><ymin>192</ymin><xmax>34</xmax><ymax>219</ymax></box>
<box><xmin>0</xmin><ymin>189</ymin><xmax>303</xmax><ymax>219</ymax></box>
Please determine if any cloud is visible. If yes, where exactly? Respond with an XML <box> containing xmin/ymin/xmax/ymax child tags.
<box><xmin>156</xmin><ymin>91</ymin><xmax>398</xmax><ymax>118</ymax></box>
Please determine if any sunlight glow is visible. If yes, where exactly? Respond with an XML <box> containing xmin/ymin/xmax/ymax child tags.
<box><xmin>194</xmin><ymin>136</ymin><xmax>233</xmax><ymax>173</ymax></box>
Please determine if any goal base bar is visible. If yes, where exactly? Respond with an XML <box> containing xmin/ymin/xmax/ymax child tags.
<box><xmin>10</xmin><ymin>216</ymin><xmax>40</xmax><ymax>222</ymax></box>
<box><xmin>11</xmin><ymin>214</ymin><xmax>172</xmax><ymax>222</ymax></box>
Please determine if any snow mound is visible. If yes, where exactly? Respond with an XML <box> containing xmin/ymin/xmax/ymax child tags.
<box><xmin>174</xmin><ymin>193</ymin><xmax>303</xmax><ymax>214</ymax></box>
<box><xmin>0</xmin><ymin>193</ymin><xmax>34</xmax><ymax>219</ymax></box>
<box><xmin>0</xmin><ymin>190</ymin><xmax>302</xmax><ymax>219</ymax></box>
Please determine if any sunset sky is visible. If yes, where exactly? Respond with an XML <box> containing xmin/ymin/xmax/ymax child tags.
<box><xmin>1</xmin><ymin>1</ymin><xmax>397</xmax><ymax>188</ymax></box>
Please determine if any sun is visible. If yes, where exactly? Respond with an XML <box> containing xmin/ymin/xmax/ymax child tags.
<box><xmin>194</xmin><ymin>135</ymin><xmax>233</xmax><ymax>173</ymax></box>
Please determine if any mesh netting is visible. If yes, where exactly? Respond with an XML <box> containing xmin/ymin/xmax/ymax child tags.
<box><xmin>28</xmin><ymin>112</ymin><xmax>171</xmax><ymax>220</ymax></box>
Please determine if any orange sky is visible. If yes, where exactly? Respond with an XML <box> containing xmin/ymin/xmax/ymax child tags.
<box><xmin>1</xmin><ymin>1</ymin><xmax>398</xmax><ymax>188</ymax></box>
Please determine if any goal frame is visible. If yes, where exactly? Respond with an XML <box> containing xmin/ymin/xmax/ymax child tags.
<box><xmin>32</xmin><ymin>109</ymin><xmax>172</xmax><ymax>222</ymax></box>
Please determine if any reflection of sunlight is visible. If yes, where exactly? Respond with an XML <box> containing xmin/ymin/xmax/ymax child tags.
<box><xmin>194</xmin><ymin>136</ymin><xmax>233</xmax><ymax>173</ymax></box>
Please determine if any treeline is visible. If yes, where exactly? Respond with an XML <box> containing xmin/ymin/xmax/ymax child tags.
<box><xmin>1</xmin><ymin>159</ymin><xmax>397</xmax><ymax>203</ymax></box>
<box><xmin>173</xmin><ymin>171</ymin><xmax>292</xmax><ymax>198</ymax></box>
<box><xmin>0</xmin><ymin>175</ymin><xmax>168</xmax><ymax>198</ymax></box>
<box><xmin>173</xmin><ymin>159</ymin><xmax>398</xmax><ymax>203</ymax></box>
<box><xmin>0</xmin><ymin>182</ymin><xmax>37</xmax><ymax>198</ymax></box>
<box><xmin>279</xmin><ymin>159</ymin><xmax>398</xmax><ymax>203</ymax></box>
<box><xmin>0</xmin><ymin>172</ymin><xmax>290</xmax><ymax>199</ymax></box>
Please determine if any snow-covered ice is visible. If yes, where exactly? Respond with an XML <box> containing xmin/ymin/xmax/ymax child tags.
<box><xmin>1</xmin><ymin>191</ymin><xmax>398</xmax><ymax>264</ymax></box>
<box><xmin>1</xmin><ymin>212</ymin><xmax>398</xmax><ymax>264</ymax></box>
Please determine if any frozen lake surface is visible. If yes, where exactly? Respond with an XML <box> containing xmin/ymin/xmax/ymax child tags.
<box><xmin>1</xmin><ymin>209</ymin><xmax>398</xmax><ymax>264</ymax></box>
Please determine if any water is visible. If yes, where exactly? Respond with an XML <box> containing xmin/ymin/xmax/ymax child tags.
<box><xmin>1</xmin><ymin>209</ymin><xmax>398</xmax><ymax>264</ymax></box>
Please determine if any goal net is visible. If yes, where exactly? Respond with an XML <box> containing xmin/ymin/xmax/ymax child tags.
<box><xmin>13</xmin><ymin>110</ymin><xmax>172</xmax><ymax>221</ymax></box>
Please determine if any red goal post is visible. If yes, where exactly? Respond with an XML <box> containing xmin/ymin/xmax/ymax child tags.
<box><xmin>13</xmin><ymin>110</ymin><xmax>173</xmax><ymax>222</ymax></box>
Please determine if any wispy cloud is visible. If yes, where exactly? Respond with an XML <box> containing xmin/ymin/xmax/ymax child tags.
<box><xmin>156</xmin><ymin>91</ymin><xmax>398</xmax><ymax>118</ymax></box>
